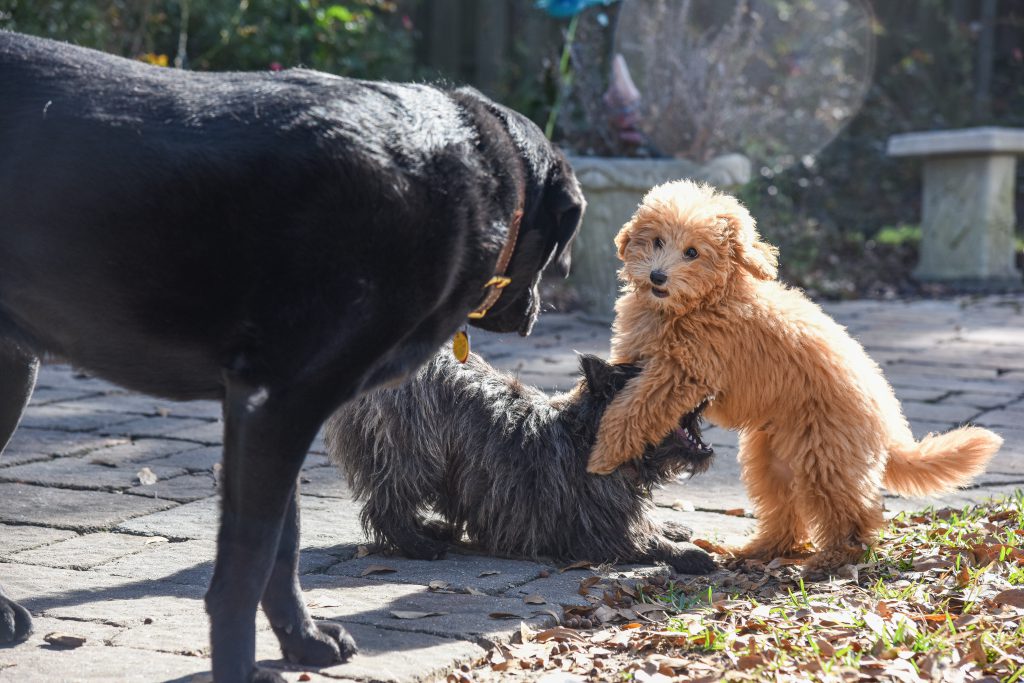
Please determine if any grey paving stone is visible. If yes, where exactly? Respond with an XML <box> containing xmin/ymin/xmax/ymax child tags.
<box><xmin>83</xmin><ymin>438</ymin><xmax>202</xmax><ymax>465</ymax></box>
<box><xmin>34</xmin><ymin>364</ymin><xmax>116</xmax><ymax>392</ymax></box>
<box><xmin>28</xmin><ymin>385</ymin><xmax>104</xmax><ymax>407</ymax></box>
<box><xmin>0</xmin><ymin>482</ymin><xmax>177</xmax><ymax>530</ymax></box>
<box><xmin>116</xmin><ymin>494</ymin><xmax>368</xmax><ymax>549</ymax></box>
<box><xmin>9</xmin><ymin>531</ymin><xmax>167</xmax><ymax>570</ymax></box>
<box><xmin>154</xmin><ymin>420</ymin><xmax>225</xmax><ymax>445</ymax></box>
<box><xmin>0</xmin><ymin>644</ymin><xmax>209</xmax><ymax>683</ymax></box>
<box><xmin>154</xmin><ymin>445</ymin><xmax>223</xmax><ymax>471</ymax></box>
<box><xmin>100</xmin><ymin>415</ymin><xmax>215</xmax><ymax>440</ymax></box>
<box><xmin>305</xmin><ymin>621</ymin><xmax>486</xmax><ymax>683</ymax></box>
<box><xmin>59</xmin><ymin>393</ymin><xmax>221</xmax><ymax>419</ymax></box>
<box><xmin>0</xmin><ymin>523</ymin><xmax>78</xmax><ymax>556</ymax></box>
<box><xmin>128</xmin><ymin>472</ymin><xmax>217</xmax><ymax>503</ymax></box>
<box><xmin>975</xmin><ymin>406</ymin><xmax>1024</xmax><ymax>429</ymax></box>
<box><xmin>328</xmin><ymin>551</ymin><xmax>548</xmax><ymax>594</ymax></box>
<box><xmin>116</xmin><ymin>496</ymin><xmax>218</xmax><ymax>540</ymax></box>
<box><xmin>300</xmin><ymin>464</ymin><xmax>353</xmax><ymax>499</ymax></box>
<box><xmin>0</xmin><ymin>455</ymin><xmax>188</xmax><ymax>491</ymax></box>
<box><xmin>301</xmin><ymin>574</ymin><xmax>555</xmax><ymax>644</ymax></box>
<box><xmin>19</xmin><ymin>404</ymin><xmax>140</xmax><ymax>433</ymax></box>
<box><xmin>899</xmin><ymin>400</ymin><xmax>983</xmax><ymax>424</ymax></box>
<box><xmin>940</xmin><ymin>391</ymin><xmax>1017</xmax><ymax>410</ymax></box>
<box><xmin>0</xmin><ymin>430</ymin><xmax>129</xmax><ymax>468</ymax></box>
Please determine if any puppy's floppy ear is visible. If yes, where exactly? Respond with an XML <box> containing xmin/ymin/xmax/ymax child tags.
<box><xmin>613</xmin><ymin>219</ymin><xmax>634</xmax><ymax>261</ymax></box>
<box><xmin>720</xmin><ymin>206</ymin><xmax>779</xmax><ymax>281</ymax></box>
<box><xmin>542</xmin><ymin>161</ymin><xmax>585</xmax><ymax>278</ymax></box>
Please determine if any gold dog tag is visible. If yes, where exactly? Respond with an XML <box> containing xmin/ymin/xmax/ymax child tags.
<box><xmin>452</xmin><ymin>329</ymin><xmax>470</xmax><ymax>363</ymax></box>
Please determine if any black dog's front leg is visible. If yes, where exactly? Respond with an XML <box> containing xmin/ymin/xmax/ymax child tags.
<box><xmin>206</xmin><ymin>373</ymin><xmax>352</xmax><ymax>682</ymax></box>
<box><xmin>0</xmin><ymin>344</ymin><xmax>38</xmax><ymax>645</ymax></box>
<box><xmin>261</xmin><ymin>487</ymin><xmax>355</xmax><ymax>665</ymax></box>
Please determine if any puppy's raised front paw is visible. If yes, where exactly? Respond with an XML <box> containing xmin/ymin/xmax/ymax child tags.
<box><xmin>586</xmin><ymin>442</ymin><xmax>624</xmax><ymax>474</ymax></box>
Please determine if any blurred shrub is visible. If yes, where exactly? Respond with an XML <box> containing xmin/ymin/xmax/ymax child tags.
<box><xmin>0</xmin><ymin>0</ymin><xmax>418</xmax><ymax>79</ymax></box>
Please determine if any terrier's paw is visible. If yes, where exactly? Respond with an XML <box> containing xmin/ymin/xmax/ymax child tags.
<box><xmin>0</xmin><ymin>591</ymin><xmax>32</xmax><ymax>645</ymax></box>
<box><xmin>666</xmin><ymin>544</ymin><xmax>717</xmax><ymax>575</ymax></box>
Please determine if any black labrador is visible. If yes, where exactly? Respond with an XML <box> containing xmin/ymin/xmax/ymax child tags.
<box><xmin>0</xmin><ymin>32</ymin><xmax>583</xmax><ymax>682</ymax></box>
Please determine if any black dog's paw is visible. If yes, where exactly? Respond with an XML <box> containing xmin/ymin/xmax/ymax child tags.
<box><xmin>661</xmin><ymin>520</ymin><xmax>694</xmax><ymax>542</ymax></box>
<box><xmin>667</xmin><ymin>544</ymin><xmax>717</xmax><ymax>575</ymax></box>
<box><xmin>0</xmin><ymin>592</ymin><xmax>33</xmax><ymax>645</ymax></box>
<box><xmin>282</xmin><ymin>620</ymin><xmax>357</xmax><ymax>667</ymax></box>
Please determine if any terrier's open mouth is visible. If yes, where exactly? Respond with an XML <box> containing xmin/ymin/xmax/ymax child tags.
<box><xmin>651</xmin><ymin>287</ymin><xmax>669</xmax><ymax>299</ymax></box>
<box><xmin>672</xmin><ymin>398</ymin><xmax>712</xmax><ymax>455</ymax></box>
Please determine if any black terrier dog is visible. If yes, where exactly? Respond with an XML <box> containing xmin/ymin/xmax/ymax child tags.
<box><xmin>325</xmin><ymin>351</ymin><xmax>715</xmax><ymax>573</ymax></box>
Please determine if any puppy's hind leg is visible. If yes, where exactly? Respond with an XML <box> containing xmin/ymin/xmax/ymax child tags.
<box><xmin>0</xmin><ymin>343</ymin><xmax>38</xmax><ymax>645</ymax></box>
<box><xmin>793</xmin><ymin>440</ymin><xmax>884</xmax><ymax>574</ymax></box>
<box><xmin>734</xmin><ymin>430</ymin><xmax>808</xmax><ymax>561</ymax></box>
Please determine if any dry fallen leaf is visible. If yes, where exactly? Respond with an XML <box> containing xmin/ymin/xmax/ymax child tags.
<box><xmin>524</xmin><ymin>594</ymin><xmax>547</xmax><ymax>605</ymax></box>
<box><xmin>391</xmin><ymin>610</ymin><xmax>446</xmax><ymax>620</ymax></box>
<box><xmin>354</xmin><ymin>545</ymin><xmax>370</xmax><ymax>558</ymax></box>
<box><xmin>360</xmin><ymin>564</ymin><xmax>397</xmax><ymax>577</ymax></box>
<box><xmin>692</xmin><ymin>538</ymin><xmax>728</xmax><ymax>555</ymax></box>
<box><xmin>994</xmin><ymin>588</ymin><xmax>1024</xmax><ymax>608</ymax></box>
<box><xmin>478</xmin><ymin>570</ymin><xmax>500</xmax><ymax>577</ymax></box>
<box><xmin>428</xmin><ymin>580</ymin><xmax>451</xmax><ymax>592</ymax></box>
<box><xmin>559</xmin><ymin>560</ymin><xmax>592</xmax><ymax>573</ymax></box>
<box><xmin>488</xmin><ymin>612</ymin><xmax>522</xmax><ymax>620</ymax></box>
<box><xmin>724</xmin><ymin>508</ymin><xmax>748</xmax><ymax>517</ymax></box>
<box><xmin>135</xmin><ymin>467</ymin><xmax>158</xmax><ymax>486</ymax></box>
<box><xmin>43</xmin><ymin>632</ymin><xmax>87</xmax><ymax>649</ymax></box>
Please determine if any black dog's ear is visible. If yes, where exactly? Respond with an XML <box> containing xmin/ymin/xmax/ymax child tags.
<box><xmin>542</xmin><ymin>161</ymin><xmax>585</xmax><ymax>278</ymax></box>
<box><xmin>579</xmin><ymin>354</ymin><xmax>614</xmax><ymax>394</ymax></box>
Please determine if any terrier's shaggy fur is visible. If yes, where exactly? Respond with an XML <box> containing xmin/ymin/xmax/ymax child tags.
<box><xmin>325</xmin><ymin>350</ymin><xmax>716</xmax><ymax>574</ymax></box>
<box><xmin>587</xmin><ymin>180</ymin><xmax>1003</xmax><ymax>571</ymax></box>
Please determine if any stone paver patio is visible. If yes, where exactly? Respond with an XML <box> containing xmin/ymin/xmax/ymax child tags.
<box><xmin>1</xmin><ymin>296</ymin><xmax>1022</xmax><ymax>682</ymax></box>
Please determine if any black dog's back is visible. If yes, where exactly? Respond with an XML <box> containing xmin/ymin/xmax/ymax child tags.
<box><xmin>326</xmin><ymin>351</ymin><xmax>715</xmax><ymax>572</ymax></box>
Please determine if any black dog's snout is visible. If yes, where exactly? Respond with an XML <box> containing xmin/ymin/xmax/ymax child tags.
<box><xmin>650</xmin><ymin>270</ymin><xmax>667</xmax><ymax>286</ymax></box>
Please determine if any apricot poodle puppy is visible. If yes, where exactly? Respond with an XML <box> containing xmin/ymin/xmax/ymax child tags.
<box><xmin>587</xmin><ymin>180</ymin><xmax>1003</xmax><ymax>571</ymax></box>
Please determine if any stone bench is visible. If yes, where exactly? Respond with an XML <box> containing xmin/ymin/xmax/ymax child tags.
<box><xmin>887</xmin><ymin>127</ymin><xmax>1024</xmax><ymax>288</ymax></box>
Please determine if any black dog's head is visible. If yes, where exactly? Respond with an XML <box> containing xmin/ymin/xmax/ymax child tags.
<box><xmin>576</xmin><ymin>354</ymin><xmax>714</xmax><ymax>485</ymax></box>
<box><xmin>455</xmin><ymin>89</ymin><xmax>585</xmax><ymax>337</ymax></box>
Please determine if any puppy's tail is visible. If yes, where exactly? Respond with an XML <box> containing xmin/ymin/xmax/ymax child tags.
<box><xmin>884</xmin><ymin>427</ymin><xmax>1002</xmax><ymax>497</ymax></box>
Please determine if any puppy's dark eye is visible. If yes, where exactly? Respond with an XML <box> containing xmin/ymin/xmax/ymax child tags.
<box><xmin>653</xmin><ymin>237</ymin><xmax>664</xmax><ymax>250</ymax></box>
<box><xmin>684</xmin><ymin>247</ymin><xmax>698</xmax><ymax>259</ymax></box>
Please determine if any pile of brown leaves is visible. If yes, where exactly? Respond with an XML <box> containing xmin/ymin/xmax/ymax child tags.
<box><xmin>462</xmin><ymin>494</ymin><xmax>1024</xmax><ymax>682</ymax></box>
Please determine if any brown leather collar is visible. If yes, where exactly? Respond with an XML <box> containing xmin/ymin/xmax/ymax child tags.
<box><xmin>467</xmin><ymin>207</ymin><xmax>523</xmax><ymax>320</ymax></box>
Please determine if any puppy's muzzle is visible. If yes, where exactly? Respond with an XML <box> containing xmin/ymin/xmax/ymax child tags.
<box><xmin>650</xmin><ymin>270</ymin><xmax>667</xmax><ymax>286</ymax></box>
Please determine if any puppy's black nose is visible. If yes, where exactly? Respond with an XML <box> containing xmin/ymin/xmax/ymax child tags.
<box><xmin>650</xmin><ymin>270</ymin><xmax>667</xmax><ymax>286</ymax></box>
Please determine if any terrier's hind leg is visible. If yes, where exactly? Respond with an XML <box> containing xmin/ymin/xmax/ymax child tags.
<box><xmin>0</xmin><ymin>343</ymin><xmax>38</xmax><ymax>644</ymax></box>
<box><xmin>361</xmin><ymin>482</ymin><xmax>448</xmax><ymax>560</ymax></box>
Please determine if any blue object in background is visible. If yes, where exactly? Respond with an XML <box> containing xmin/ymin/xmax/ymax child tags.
<box><xmin>537</xmin><ymin>0</ymin><xmax>613</xmax><ymax>19</ymax></box>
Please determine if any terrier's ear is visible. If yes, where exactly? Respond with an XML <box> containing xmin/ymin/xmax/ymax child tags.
<box><xmin>579</xmin><ymin>354</ymin><xmax>614</xmax><ymax>393</ymax></box>
<box><xmin>720</xmin><ymin>207</ymin><xmax>779</xmax><ymax>281</ymax></box>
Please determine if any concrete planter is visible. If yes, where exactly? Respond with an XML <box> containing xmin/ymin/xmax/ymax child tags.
<box><xmin>565</xmin><ymin>154</ymin><xmax>752</xmax><ymax>319</ymax></box>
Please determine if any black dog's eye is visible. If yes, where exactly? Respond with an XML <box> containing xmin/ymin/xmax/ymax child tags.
<box><xmin>653</xmin><ymin>237</ymin><xmax>664</xmax><ymax>250</ymax></box>
<box><xmin>684</xmin><ymin>247</ymin><xmax>698</xmax><ymax>259</ymax></box>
